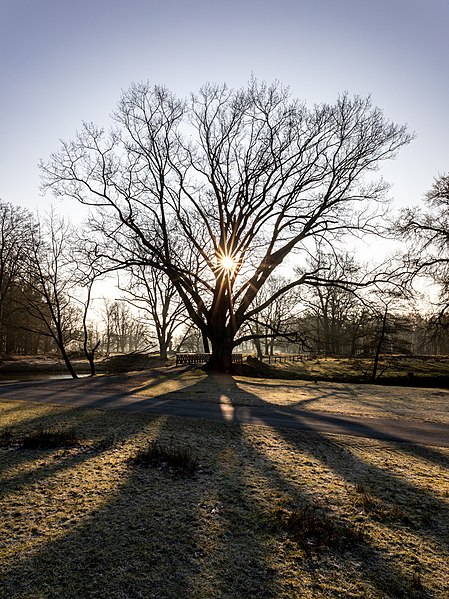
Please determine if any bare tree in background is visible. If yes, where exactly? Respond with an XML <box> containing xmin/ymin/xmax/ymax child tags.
<box><xmin>244</xmin><ymin>275</ymin><xmax>301</xmax><ymax>358</ymax></box>
<box><xmin>120</xmin><ymin>265</ymin><xmax>188</xmax><ymax>360</ymax></box>
<box><xmin>102</xmin><ymin>301</ymin><xmax>147</xmax><ymax>354</ymax></box>
<box><xmin>42</xmin><ymin>79</ymin><xmax>412</xmax><ymax>371</ymax></box>
<box><xmin>21</xmin><ymin>212</ymin><xmax>80</xmax><ymax>378</ymax></box>
<box><xmin>359</xmin><ymin>290</ymin><xmax>413</xmax><ymax>381</ymax></box>
<box><xmin>100</xmin><ymin>299</ymin><xmax>115</xmax><ymax>356</ymax></box>
<box><xmin>111</xmin><ymin>302</ymin><xmax>131</xmax><ymax>353</ymax></box>
<box><xmin>399</xmin><ymin>172</ymin><xmax>449</xmax><ymax>319</ymax></box>
<box><xmin>174</xmin><ymin>324</ymin><xmax>204</xmax><ymax>354</ymax></box>
<box><xmin>298</xmin><ymin>251</ymin><xmax>369</xmax><ymax>356</ymax></box>
<box><xmin>72</xmin><ymin>238</ymin><xmax>104</xmax><ymax>375</ymax></box>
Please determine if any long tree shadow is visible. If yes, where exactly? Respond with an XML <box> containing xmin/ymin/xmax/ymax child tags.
<box><xmin>0</xmin><ymin>404</ymin><xmax>154</xmax><ymax>501</ymax></box>
<box><xmin>137</xmin><ymin>373</ymin><xmax>448</xmax><ymax>596</ymax></box>
<box><xmin>0</xmin><ymin>395</ymin><xmax>278</xmax><ymax>598</ymax></box>
<box><xmin>228</xmin><ymin>374</ymin><xmax>449</xmax><ymax>507</ymax></box>
<box><xmin>184</xmin><ymin>375</ymin><xmax>448</xmax><ymax>597</ymax></box>
<box><xmin>195</xmin><ymin>373</ymin><xmax>449</xmax><ymax>465</ymax></box>
<box><xmin>270</xmin><ymin>403</ymin><xmax>449</xmax><ymax>469</ymax></box>
<box><xmin>1</xmin><ymin>373</ymin><xmax>449</xmax><ymax>597</ymax></box>
<box><xmin>192</xmin><ymin>373</ymin><xmax>449</xmax><ymax>596</ymax></box>
<box><xmin>0</xmin><ymin>367</ymin><xmax>200</xmax><ymax>413</ymax></box>
<box><xmin>240</xmin><ymin>377</ymin><xmax>449</xmax><ymax>424</ymax></box>
<box><xmin>222</xmin><ymin>374</ymin><xmax>449</xmax><ymax>595</ymax></box>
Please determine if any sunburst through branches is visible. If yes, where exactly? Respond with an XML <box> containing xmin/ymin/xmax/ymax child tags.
<box><xmin>216</xmin><ymin>252</ymin><xmax>238</xmax><ymax>276</ymax></box>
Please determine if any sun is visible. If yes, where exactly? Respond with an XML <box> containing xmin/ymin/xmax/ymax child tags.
<box><xmin>221</xmin><ymin>256</ymin><xmax>235</xmax><ymax>271</ymax></box>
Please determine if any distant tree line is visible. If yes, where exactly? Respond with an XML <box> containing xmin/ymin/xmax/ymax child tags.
<box><xmin>2</xmin><ymin>191</ymin><xmax>449</xmax><ymax>379</ymax></box>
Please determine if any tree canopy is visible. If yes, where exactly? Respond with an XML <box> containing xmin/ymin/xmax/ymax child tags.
<box><xmin>41</xmin><ymin>79</ymin><xmax>412</xmax><ymax>370</ymax></box>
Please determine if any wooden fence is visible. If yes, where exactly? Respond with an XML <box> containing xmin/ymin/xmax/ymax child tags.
<box><xmin>267</xmin><ymin>353</ymin><xmax>316</xmax><ymax>364</ymax></box>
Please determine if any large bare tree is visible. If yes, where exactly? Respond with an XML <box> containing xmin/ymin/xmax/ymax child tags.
<box><xmin>41</xmin><ymin>80</ymin><xmax>412</xmax><ymax>371</ymax></box>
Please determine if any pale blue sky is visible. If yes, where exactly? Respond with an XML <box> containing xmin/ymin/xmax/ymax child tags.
<box><xmin>1</xmin><ymin>0</ymin><xmax>448</xmax><ymax>220</ymax></box>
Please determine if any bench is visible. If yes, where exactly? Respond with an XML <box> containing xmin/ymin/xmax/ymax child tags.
<box><xmin>176</xmin><ymin>353</ymin><xmax>243</xmax><ymax>365</ymax></box>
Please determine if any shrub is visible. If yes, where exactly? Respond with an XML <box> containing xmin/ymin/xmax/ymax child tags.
<box><xmin>131</xmin><ymin>442</ymin><xmax>199</xmax><ymax>476</ymax></box>
<box><xmin>271</xmin><ymin>505</ymin><xmax>364</xmax><ymax>550</ymax></box>
<box><xmin>21</xmin><ymin>427</ymin><xmax>79</xmax><ymax>449</ymax></box>
<box><xmin>354</xmin><ymin>483</ymin><xmax>410</xmax><ymax>524</ymax></box>
<box><xmin>0</xmin><ymin>427</ymin><xmax>14</xmax><ymax>447</ymax></box>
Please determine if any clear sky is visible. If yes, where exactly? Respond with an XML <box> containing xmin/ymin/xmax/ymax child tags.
<box><xmin>1</xmin><ymin>0</ymin><xmax>448</xmax><ymax>221</ymax></box>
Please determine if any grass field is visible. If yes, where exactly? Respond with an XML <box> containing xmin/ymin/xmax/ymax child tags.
<box><xmin>262</xmin><ymin>354</ymin><xmax>449</xmax><ymax>385</ymax></box>
<box><xmin>1</xmin><ymin>380</ymin><xmax>449</xmax><ymax>598</ymax></box>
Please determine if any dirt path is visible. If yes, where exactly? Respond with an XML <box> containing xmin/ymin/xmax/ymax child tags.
<box><xmin>1</xmin><ymin>374</ymin><xmax>449</xmax><ymax>448</ymax></box>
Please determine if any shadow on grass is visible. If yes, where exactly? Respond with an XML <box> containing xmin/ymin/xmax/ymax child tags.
<box><xmin>208</xmin><ymin>377</ymin><xmax>446</xmax><ymax>597</ymax></box>
<box><xmin>0</xmin><ymin>401</ymin><xmax>278</xmax><ymax>598</ymax></box>
<box><xmin>189</xmin><ymin>375</ymin><xmax>448</xmax><ymax>596</ymax></box>
<box><xmin>1</xmin><ymin>373</ymin><xmax>448</xmax><ymax>597</ymax></box>
<box><xmin>0</xmin><ymin>404</ymin><xmax>148</xmax><ymax>500</ymax></box>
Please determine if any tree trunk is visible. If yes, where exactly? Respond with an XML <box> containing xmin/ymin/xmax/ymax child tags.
<box><xmin>204</xmin><ymin>335</ymin><xmax>233</xmax><ymax>372</ymax></box>
<box><xmin>202</xmin><ymin>331</ymin><xmax>210</xmax><ymax>353</ymax></box>
<box><xmin>159</xmin><ymin>341</ymin><xmax>168</xmax><ymax>361</ymax></box>
<box><xmin>253</xmin><ymin>336</ymin><xmax>263</xmax><ymax>359</ymax></box>
<box><xmin>371</xmin><ymin>307</ymin><xmax>388</xmax><ymax>383</ymax></box>
<box><xmin>85</xmin><ymin>340</ymin><xmax>101</xmax><ymax>376</ymax></box>
<box><xmin>59</xmin><ymin>344</ymin><xmax>78</xmax><ymax>379</ymax></box>
<box><xmin>87</xmin><ymin>354</ymin><xmax>96</xmax><ymax>376</ymax></box>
